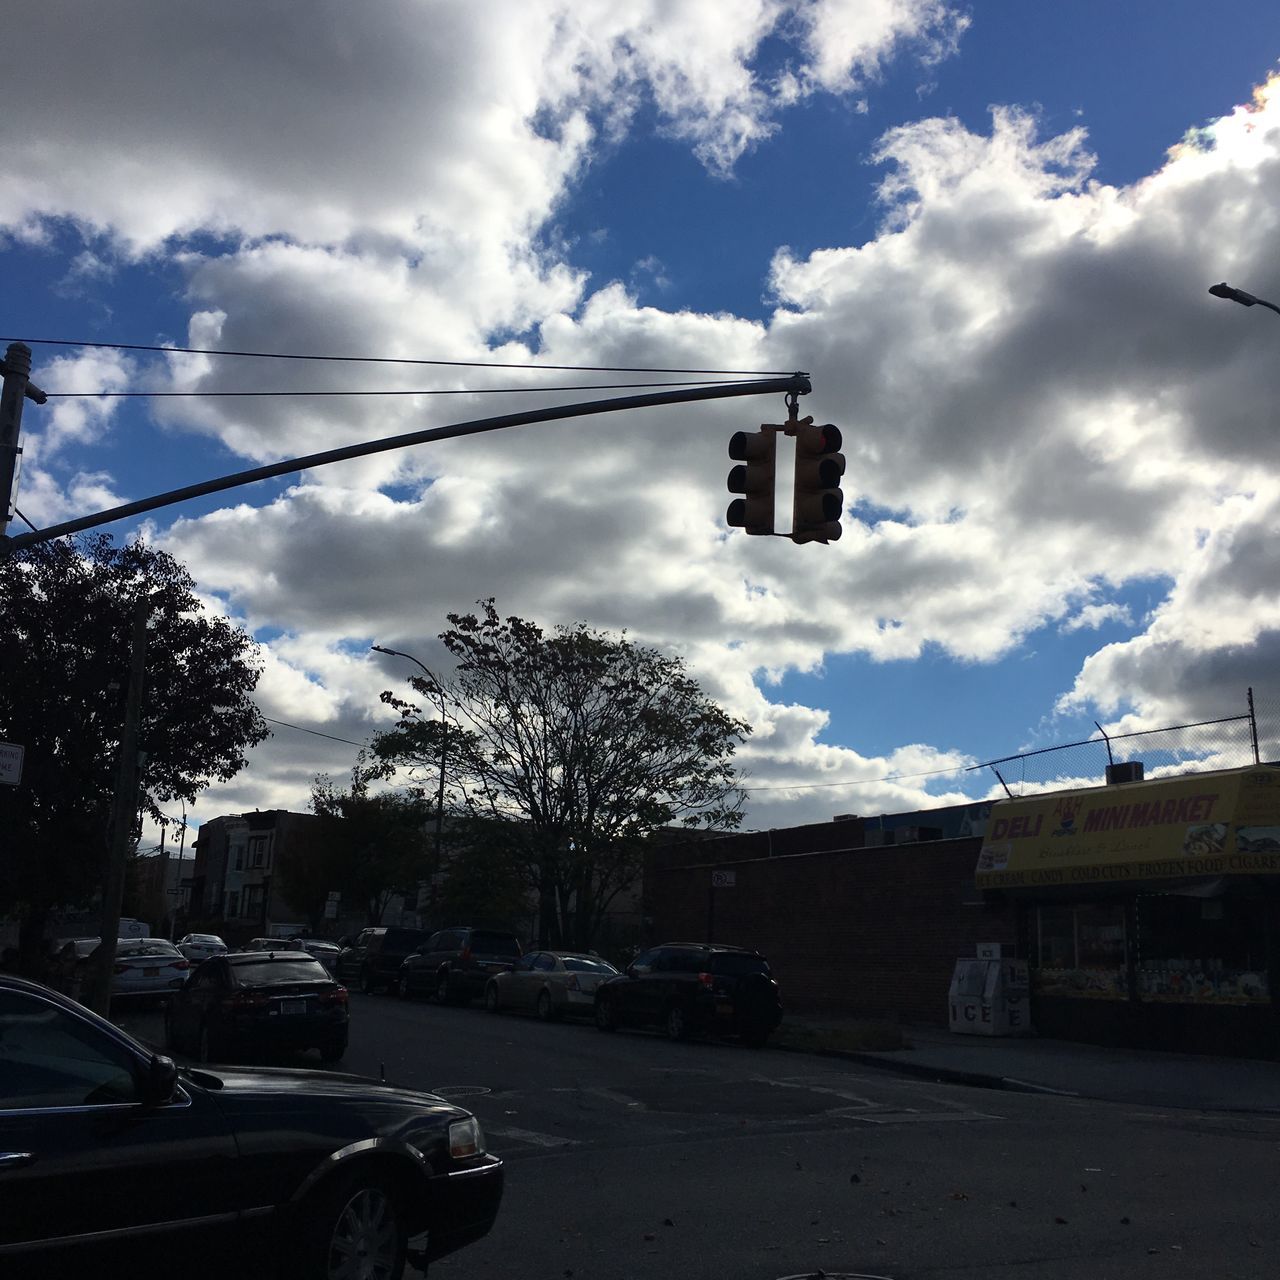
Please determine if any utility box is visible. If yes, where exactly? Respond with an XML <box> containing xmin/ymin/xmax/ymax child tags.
<box><xmin>948</xmin><ymin>955</ymin><xmax>1033</xmax><ymax>1036</ymax></box>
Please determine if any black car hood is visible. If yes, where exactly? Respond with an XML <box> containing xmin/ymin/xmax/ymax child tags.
<box><xmin>184</xmin><ymin>1063</ymin><xmax>462</xmax><ymax>1113</ymax></box>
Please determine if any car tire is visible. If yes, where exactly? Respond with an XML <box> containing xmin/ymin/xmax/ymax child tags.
<box><xmin>296</xmin><ymin>1168</ymin><xmax>407</xmax><ymax>1280</ymax></box>
<box><xmin>594</xmin><ymin>995</ymin><xmax>617</xmax><ymax>1032</ymax></box>
<box><xmin>397</xmin><ymin>973</ymin><xmax>412</xmax><ymax>1000</ymax></box>
<box><xmin>665</xmin><ymin>1004</ymin><xmax>689</xmax><ymax>1042</ymax></box>
<box><xmin>536</xmin><ymin>989</ymin><xmax>555</xmax><ymax>1022</ymax></box>
<box><xmin>484</xmin><ymin>982</ymin><xmax>500</xmax><ymax>1014</ymax></box>
<box><xmin>435</xmin><ymin>971</ymin><xmax>452</xmax><ymax>1004</ymax></box>
<box><xmin>359</xmin><ymin>969</ymin><xmax>378</xmax><ymax>996</ymax></box>
<box><xmin>319</xmin><ymin>1036</ymin><xmax>348</xmax><ymax>1063</ymax></box>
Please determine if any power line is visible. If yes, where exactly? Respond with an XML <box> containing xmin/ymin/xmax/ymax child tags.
<box><xmin>263</xmin><ymin>716</ymin><xmax>367</xmax><ymax>748</ymax></box>
<box><xmin>44</xmin><ymin>377</ymin><xmax>765</xmax><ymax>399</ymax></box>
<box><xmin>5</xmin><ymin>336</ymin><xmax>796</xmax><ymax>377</ymax></box>
<box><xmin>741</xmin><ymin>763</ymin><xmax>974</xmax><ymax>792</ymax></box>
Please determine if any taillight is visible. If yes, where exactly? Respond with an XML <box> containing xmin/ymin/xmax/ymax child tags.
<box><xmin>221</xmin><ymin>991</ymin><xmax>270</xmax><ymax>1010</ymax></box>
<box><xmin>321</xmin><ymin>987</ymin><xmax>349</xmax><ymax>1005</ymax></box>
<box><xmin>697</xmin><ymin>972</ymin><xmax>714</xmax><ymax>988</ymax></box>
<box><xmin>460</xmin><ymin>946</ymin><xmax>472</xmax><ymax>962</ymax></box>
<box><xmin>173</xmin><ymin>959</ymin><xmax>190</xmax><ymax>970</ymax></box>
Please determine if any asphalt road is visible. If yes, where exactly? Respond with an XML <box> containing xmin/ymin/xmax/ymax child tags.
<box><xmin>122</xmin><ymin>993</ymin><xmax>1280</xmax><ymax>1279</ymax></box>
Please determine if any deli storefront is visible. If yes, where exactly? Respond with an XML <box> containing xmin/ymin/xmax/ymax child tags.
<box><xmin>975</xmin><ymin>765</ymin><xmax>1280</xmax><ymax>1058</ymax></box>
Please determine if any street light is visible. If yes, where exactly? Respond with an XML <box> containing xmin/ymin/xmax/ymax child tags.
<box><xmin>1209</xmin><ymin>282</ymin><xmax>1280</xmax><ymax>317</ymax></box>
<box><xmin>370</xmin><ymin>644</ymin><xmax>450</xmax><ymax>911</ymax></box>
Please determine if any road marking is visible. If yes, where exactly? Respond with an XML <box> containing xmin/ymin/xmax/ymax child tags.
<box><xmin>486</xmin><ymin>1125</ymin><xmax>580</xmax><ymax>1148</ymax></box>
<box><xmin>551</xmin><ymin>1086</ymin><xmax>647</xmax><ymax>1109</ymax></box>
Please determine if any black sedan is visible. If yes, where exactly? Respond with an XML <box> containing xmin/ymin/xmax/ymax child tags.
<box><xmin>0</xmin><ymin>974</ymin><xmax>503</xmax><ymax>1277</ymax></box>
<box><xmin>165</xmin><ymin>950</ymin><xmax>350</xmax><ymax>1063</ymax></box>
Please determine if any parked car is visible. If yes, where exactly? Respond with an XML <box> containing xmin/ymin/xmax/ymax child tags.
<box><xmin>176</xmin><ymin>933</ymin><xmax>228</xmax><ymax>963</ymax></box>
<box><xmin>166</xmin><ymin>950</ymin><xmax>350</xmax><ymax>1063</ymax></box>
<box><xmin>85</xmin><ymin>937</ymin><xmax>191</xmax><ymax>1002</ymax></box>
<box><xmin>484</xmin><ymin>950</ymin><xmax>618</xmax><ymax>1020</ymax></box>
<box><xmin>288</xmin><ymin>936</ymin><xmax>341</xmax><ymax>973</ymax></box>
<box><xmin>49</xmin><ymin>937</ymin><xmax>100</xmax><ymax>992</ymax></box>
<box><xmin>336</xmin><ymin>926</ymin><xmax>430</xmax><ymax>994</ymax></box>
<box><xmin>398</xmin><ymin>927</ymin><xmax>523</xmax><ymax>1004</ymax></box>
<box><xmin>0</xmin><ymin>972</ymin><xmax>503</xmax><ymax>1277</ymax></box>
<box><xmin>593</xmin><ymin>942</ymin><xmax>783</xmax><ymax>1047</ymax></box>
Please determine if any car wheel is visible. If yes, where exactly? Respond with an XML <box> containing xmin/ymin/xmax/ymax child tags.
<box><xmin>298</xmin><ymin>1169</ymin><xmax>407</xmax><ymax>1280</ymax></box>
<box><xmin>435</xmin><ymin>971</ymin><xmax>452</xmax><ymax>1004</ymax></box>
<box><xmin>319</xmin><ymin>1036</ymin><xmax>348</xmax><ymax>1063</ymax></box>
<box><xmin>484</xmin><ymin>982</ymin><xmax>501</xmax><ymax>1013</ymax></box>
<box><xmin>595</xmin><ymin>995</ymin><xmax>617</xmax><ymax>1032</ymax></box>
<box><xmin>536</xmin><ymin>989</ymin><xmax>554</xmax><ymax>1022</ymax></box>
<box><xmin>359</xmin><ymin>969</ymin><xmax>378</xmax><ymax>996</ymax></box>
<box><xmin>397</xmin><ymin>973</ymin><xmax>411</xmax><ymax>1000</ymax></box>
<box><xmin>665</xmin><ymin>1004</ymin><xmax>689</xmax><ymax>1042</ymax></box>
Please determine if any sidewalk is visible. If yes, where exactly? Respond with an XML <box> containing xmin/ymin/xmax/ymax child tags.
<box><xmin>781</xmin><ymin>1015</ymin><xmax>1280</xmax><ymax>1115</ymax></box>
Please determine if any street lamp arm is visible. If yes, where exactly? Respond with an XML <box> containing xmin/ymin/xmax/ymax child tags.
<box><xmin>1209</xmin><ymin>282</ymin><xmax>1280</xmax><ymax>317</ymax></box>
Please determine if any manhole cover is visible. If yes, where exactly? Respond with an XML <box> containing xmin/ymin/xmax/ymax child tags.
<box><xmin>776</xmin><ymin>1273</ymin><xmax>896</xmax><ymax>1279</ymax></box>
<box><xmin>431</xmin><ymin>1084</ymin><xmax>491</xmax><ymax>1099</ymax></box>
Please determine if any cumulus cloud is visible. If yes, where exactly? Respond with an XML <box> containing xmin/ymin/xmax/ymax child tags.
<box><xmin>8</xmin><ymin>9</ymin><xmax>1280</xmax><ymax>829</ymax></box>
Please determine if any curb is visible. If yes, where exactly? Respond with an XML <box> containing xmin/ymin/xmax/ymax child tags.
<box><xmin>773</xmin><ymin>1038</ymin><xmax>1037</xmax><ymax>1093</ymax></box>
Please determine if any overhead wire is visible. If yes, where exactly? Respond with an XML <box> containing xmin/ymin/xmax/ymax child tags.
<box><xmin>4</xmin><ymin>336</ymin><xmax>797</xmax><ymax>377</ymax></box>
<box><xmin>44</xmin><ymin>377</ymin><xmax>775</xmax><ymax>399</ymax></box>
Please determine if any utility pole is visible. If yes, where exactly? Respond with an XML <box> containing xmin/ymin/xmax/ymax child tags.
<box><xmin>0</xmin><ymin>342</ymin><xmax>47</xmax><ymax>539</ymax></box>
<box><xmin>85</xmin><ymin>599</ymin><xmax>150</xmax><ymax>1016</ymax></box>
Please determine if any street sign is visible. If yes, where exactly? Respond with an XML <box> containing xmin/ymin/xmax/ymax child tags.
<box><xmin>0</xmin><ymin>742</ymin><xmax>23</xmax><ymax>786</ymax></box>
<box><xmin>711</xmin><ymin>869</ymin><xmax>736</xmax><ymax>888</ymax></box>
<box><xmin>324</xmin><ymin>899</ymin><xmax>339</xmax><ymax>920</ymax></box>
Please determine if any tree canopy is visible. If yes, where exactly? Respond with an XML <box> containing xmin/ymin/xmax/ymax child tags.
<box><xmin>277</xmin><ymin>761</ymin><xmax>433</xmax><ymax>928</ymax></box>
<box><xmin>0</xmin><ymin>535</ymin><xmax>269</xmax><ymax>951</ymax></box>
<box><xmin>373</xmin><ymin>600</ymin><xmax>750</xmax><ymax>948</ymax></box>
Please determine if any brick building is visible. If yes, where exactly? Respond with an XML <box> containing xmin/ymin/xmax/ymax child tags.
<box><xmin>648</xmin><ymin>802</ymin><xmax>1012</xmax><ymax>1025</ymax></box>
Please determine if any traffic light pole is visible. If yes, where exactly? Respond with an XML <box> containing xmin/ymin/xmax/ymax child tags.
<box><xmin>3</xmin><ymin>374</ymin><xmax>810</xmax><ymax>552</ymax></box>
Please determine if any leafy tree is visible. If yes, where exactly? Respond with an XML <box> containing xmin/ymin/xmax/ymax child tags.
<box><xmin>302</xmin><ymin>761</ymin><xmax>433</xmax><ymax>926</ymax></box>
<box><xmin>373</xmin><ymin>601</ymin><xmax>749</xmax><ymax>949</ymax></box>
<box><xmin>0</xmin><ymin>535</ymin><xmax>269</xmax><ymax>961</ymax></box>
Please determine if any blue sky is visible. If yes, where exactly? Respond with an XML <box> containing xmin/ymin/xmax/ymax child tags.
<box><xmin>5</xmin><ymin>2</ymin><xmax>1280</xmax><ymax>833</ymax></box>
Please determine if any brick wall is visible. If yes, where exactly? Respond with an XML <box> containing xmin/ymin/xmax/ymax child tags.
<box><xmin>648</xmin><ymin>836</ymin><xmax>1017</xmax><ymax>1025</ymax></box>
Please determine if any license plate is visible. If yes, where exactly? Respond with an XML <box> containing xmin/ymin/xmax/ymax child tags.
<box><xmin>143</xmin><ymin>967</ymin><xmax>159</xmax><ymax>977</ymax></box>
<box><xmin>280</xmin><ymin>999</ymin><xmax>306</xmax><ymax>1016</ymax></box>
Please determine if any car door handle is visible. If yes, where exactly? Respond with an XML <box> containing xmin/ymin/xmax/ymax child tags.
<box><xmin>0</xmin><ymin>1152</ymin><xmax>35</xmax><ymax>1169</ymax></box>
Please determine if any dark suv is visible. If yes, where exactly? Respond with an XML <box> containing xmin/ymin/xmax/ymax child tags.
<box><xmin>593</xmin><ymin>942</ymin><xmax>782</xmax><ymax>1047</ymax></box>
<box><xmin>336</xmin><ymin>926</ymin><xmax>430</xmax><ymax>994</ymax></box>
<box><xmin>399</xmin><ymin>928</ymin><xmax>523</xmax><ymax>1004</ymax></box>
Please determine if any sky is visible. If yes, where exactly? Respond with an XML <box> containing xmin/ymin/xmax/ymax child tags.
<box><xmin>5</xmin><ymin>1</ymin><xmax>1280</xmax><ymax>841</ymax></box>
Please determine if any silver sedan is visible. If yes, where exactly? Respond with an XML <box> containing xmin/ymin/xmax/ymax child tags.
<box><xmin>484</xmin><ymin>951</ymin><xmax>619</xmax><ymax>1020</ymax></box>
<box><xmin>176</xmin><ymin>933</ymin><xmax>228</xmax><ymax>963</ymax></box>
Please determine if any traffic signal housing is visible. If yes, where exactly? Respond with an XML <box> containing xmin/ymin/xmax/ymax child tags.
<box><xmin>726</xmin><ymin>428</ymin><xmax>777</xmax><ymax>535</ymax></box>
<box><xmin>791</xmin><ymin>420</ymin><xmax>844</xmax><ymax>544</ymax></box>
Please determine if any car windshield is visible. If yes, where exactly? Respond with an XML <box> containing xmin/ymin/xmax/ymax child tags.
<box><xmin>189</xmin><ymin>935</ymin><xmax>222</xmax><ymax>945</ymax></box>
<box><xmin>232</xmin><ymin>958</ymin><xmax>329</xmax><ymax>986</ymax></box>
<box><xmin>116</xmin><ymin>941</ymin><xmax>181</xmax><ymax>958</ymax></box>
<box><xmin>562</xmin><ymin>956</ymin><xmax>617</xmax><ymax>974</ymax></box>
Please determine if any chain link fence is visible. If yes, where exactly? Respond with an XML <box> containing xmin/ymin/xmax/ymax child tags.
<box><xmin>971</xmin><ymin>704</ymin><xmax>1262</xmax><ymax>798</ymax></box>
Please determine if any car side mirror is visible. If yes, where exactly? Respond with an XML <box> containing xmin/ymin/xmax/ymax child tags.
<box><xmin>143</xmin><ymin>1054</ymin><xmax>178</xmax><ymax>1104</ymax></box>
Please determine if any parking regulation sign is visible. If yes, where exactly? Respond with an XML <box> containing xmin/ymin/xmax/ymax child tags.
<box><xmin>0</xmin><ymin>742</ymin><xmax>23</xmax><ymax>786</ymax></box>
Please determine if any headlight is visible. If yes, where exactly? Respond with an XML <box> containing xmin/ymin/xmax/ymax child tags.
<box><xmin>448</xmin><ymin>1116</ymin><xmax>484</xmax><ymax>1159</ymax></box>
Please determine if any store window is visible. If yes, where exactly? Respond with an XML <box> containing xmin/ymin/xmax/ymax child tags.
<box><xmin>1031</xmin><ymin>902</ymin><xmax>1127</xmax><ymax>1000</ymax></box>
<box><xmin>1136</xmin><ymin>893</ymin><xmax>1270</xmax><ymax>1004</ymax></box>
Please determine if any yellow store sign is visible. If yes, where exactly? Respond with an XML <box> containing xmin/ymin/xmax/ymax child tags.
<box><xmin>975</xmin><ymin>766</ymin><xmax>1280</xmax><ymax>889</ymax></box>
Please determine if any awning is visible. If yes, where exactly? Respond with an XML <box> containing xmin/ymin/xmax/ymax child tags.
<box><xmin>975</xmin><ymin>765</ymin><xmax>1280</xmax><ymax>890</ymax></box>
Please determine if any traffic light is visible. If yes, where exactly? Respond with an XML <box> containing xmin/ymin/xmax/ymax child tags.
<box><xmin>726</xmin><ymin>428</ymin><xmax>777</xmax><ymax>535</ymax></box>
<box><xmin>791</xmin><ymin>419</ymin><xmax>844</xmax><ymax>544</ymax></box>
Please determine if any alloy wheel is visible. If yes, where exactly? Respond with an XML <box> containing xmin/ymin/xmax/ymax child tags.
<box><xmin>325</xmin><ymin>1184</ymin><xmax>401</xmax><ymax>1280</ymax></box>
